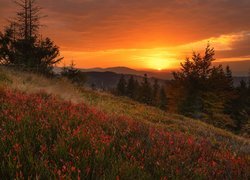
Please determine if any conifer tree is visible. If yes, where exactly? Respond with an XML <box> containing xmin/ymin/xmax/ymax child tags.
<box><xmin>248</xmin><ymin>71</ymin><xmax>250</xmax><ymax>89</ymax></box>
<box><xmin>127</xmin><ymin>76</ymin><xmax>136</xmax><ymax>99</ymax></box>
<box><xmin>134</xmin><ymin>79</ymin><xmax>140</xmax><ymax>100</ymax></box>
<box><xmin>225</xmin><ymin>66</ymin><xmax>234</xmax><ymax>90</ymax></box>
<box><xmin>231</xmin><ymin>80</ymin><xmax>249</xmax><ymax>130</ymax></box>
<box><xmin>173</xmin><ymin>45</ymin><xmax>215</xmax><ymax>117</ymax></box>
<box><xmin>117</xmin><ymin>74</ymin><xmax>127</xmax><ymax>96</ymax></box>
<box><xmin>0</xmin><ymin>0</ymin><xmax>62</xmax><ymax>74</ymax></box>
<box><xmin>153</xmin><ymin>79</ymin><xmax>160</xmax><ymax>105</ymax></box>
<box><xmin>140</xmin><ymin>74</ymin><xmax>153</xmax><ymax>105</ymax></box>
<box><xmin>61</xmin><ymin>61</ymin><xmax>86</xmax><ymax>86</ymax></box>
<box><xmin>159</xmin><ymin>86</ymin><xmax>168</xmax><ymax>110</ymax></box>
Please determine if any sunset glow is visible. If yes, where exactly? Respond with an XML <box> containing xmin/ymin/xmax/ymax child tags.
<box><xmin>0</xmin><ymin>0</ymin><xmax>249</xmax><ymax>73</ymax></box>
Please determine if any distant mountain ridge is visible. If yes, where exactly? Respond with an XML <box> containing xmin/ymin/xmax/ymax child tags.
<box><xmin>79</xmin><ymin>66</ymin><xmax>173</xmax><ymax>80</ymax></box>
<box><xmin>55</xmin><ymin>60</ymin><xmax>250</xmax><ymax>80</ymax></box>
<box><xmin>54</xmin><ymin>66</ymin><xmax>249</xmax><ymax>89</ymax></box>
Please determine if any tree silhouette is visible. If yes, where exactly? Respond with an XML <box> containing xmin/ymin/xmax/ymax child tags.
<box><xmin>61</xmin><ymin>61</ymin><xmax>86</xmax><ymax>86</ymax></box>
<box><xmin>0</xmin><ymin>0</ymin><xmax>62</xmax><ymax>74</ymax></box>
<box><xmin>117</xmin><ymin>74</ymin><xmax>127</xmax><ymax>96</ymax></box>
<box><xmin>140</xmin><ymin>74</ymin><xmax>153</xmax><ymax>105</ymax></box>
<box><xmin>127</xmin><ymin>76</ymin><xmax>136</xmax><ymax>99</ymax></box>
<box><xmin>152</xmin><ymin>79</ymin><xmax>160</xmax><ymax>105</ymax></box>
<box><xmin>159</xmin><ymin>86</ymin><xmax>168</xmax><ymax>110</ymax></box>
<box><xmin>14</xmin><ymin>0</ymin><xmax>42</xmax><ymax>40</ymax></box>
<box><xmin>173</xmin><ymin>45</ymin><xmax>215</xmax><ymax>117</ymax></box>
<box><xmin>225</xmin><ymin>66</ymin><xmax>234</xmax><ymax>90</ymax></box>
<box><xmin>228</xmin><ymin>80</ymin><xmax>250</xmax><ymax>130</ymax></box>
<box><xmin>173</xmin><ymin>44</ymin><xmax>215</xmax><ymax>91</ymax></box>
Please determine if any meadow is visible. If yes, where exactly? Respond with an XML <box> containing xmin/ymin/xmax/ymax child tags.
<box><xmin>0</xmin><ymin>67</ymin><xmax>249</xmax><ymax>179</ymax></box>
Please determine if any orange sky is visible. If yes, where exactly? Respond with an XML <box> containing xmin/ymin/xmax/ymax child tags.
<box><xmin>0</xmin><ymin>0</ymin><xmax>250</xmax><ymax>73</ymax></box>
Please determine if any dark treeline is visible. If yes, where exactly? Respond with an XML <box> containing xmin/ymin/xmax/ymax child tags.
<box><xmin>116</xmin><ymin>45</ymin><xmax>250</xmax><ymax>136</ymax></box>
<box><xmin>172</xmin><ymin>45</ymin><xmax>250</xmax><ymax>135</ymax></box>
<box><xmin>0</xmin><ymin>0</ymin><xmax>62</xmax><ymax>75</ymax></box>
<box><xmin>116</xmin><ymin>74</ymin><xmax>168</xmax><ymax>110</ymax></box>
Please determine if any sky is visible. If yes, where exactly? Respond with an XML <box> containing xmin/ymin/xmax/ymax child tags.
<box><xmin>0</xmin><ymin>0</ymin><xmax>250</xmax><ymax>74</ymax></box>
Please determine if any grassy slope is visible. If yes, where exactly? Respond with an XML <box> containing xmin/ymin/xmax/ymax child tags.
<box><xmin>0</xmin><ymin>68</ymin><xmax>250</xmax><ymax>178</ymax></box>
<box><xmin>1</xmin><ymin>67</ymin><xmax>249</xmax><ymax>151</ymax></box>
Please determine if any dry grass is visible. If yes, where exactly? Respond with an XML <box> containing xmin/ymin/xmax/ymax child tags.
<box><xmin>0</xmin><ymin>66</ymin><xmax>249</xmax><ymax>153</ymax></box>
<box><xmin>0</xmin><ymin>67</ymin><xmax>82</xmax><ymax>103</ymax></box>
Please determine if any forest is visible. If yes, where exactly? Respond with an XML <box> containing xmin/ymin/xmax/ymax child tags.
<box><xmin>115</xmin><ymin>46</ymin><xmax>250</xmax><ymax>136</ymax></box>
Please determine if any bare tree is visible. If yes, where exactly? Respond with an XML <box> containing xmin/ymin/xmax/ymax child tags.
<box><xmin>0</xmin><ymin>0</ymin><xmax>62</xmax><ymax>74</ymax></box>
<box><xmin>14</xmin><ymin>0</ymin><xmax>42</xmax><ymax>40</ymax></box>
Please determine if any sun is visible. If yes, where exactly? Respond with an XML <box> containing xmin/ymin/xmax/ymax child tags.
<box><xmin>148</xmin><ymin>57</ymin><xmax>169</xmax><ymax>71</ymax></box>
<box><xmin>138</xmin><ymin>50</ymin><xmax>176</xmax><ymax>70</ymax></box>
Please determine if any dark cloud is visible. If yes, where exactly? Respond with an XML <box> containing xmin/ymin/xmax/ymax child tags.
<box><xmin>0</xmin><ymin>0</ymin><xmax>250</xmax><ymax>52</ymax></box>
<box><xmin>217</xmin><ymin>32</ymin><xmax>250</xmax><ymax>59</ymax></box>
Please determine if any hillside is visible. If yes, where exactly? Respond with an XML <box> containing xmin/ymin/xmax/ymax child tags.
<box><xmin>0</xmin><ymin>67</ymin><xmax>249</xmax><ymax>179</ymax></box>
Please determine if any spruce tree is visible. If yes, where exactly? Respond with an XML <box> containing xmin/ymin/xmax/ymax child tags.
<box><xmin>134</xmin><ymin>79</ymin><xmax>140</xmax><ymax>100</ymax></box>
<box><xmin>173</xmin><ymin>45</ymin><xmax>215</xmax><ymax>117</ymax></box>
<box><xmin>225</xmin><ymin>66</ymin><xmax>234</xmax><ymax>90</ymax></box>
<box><xmin>127</xmin><ymin>76</ymin><xmax>136</xmax><ymax>99</ymax></box>
<box><xmin>117</xmin><ymin>75</ymin><xmax>127</xmax><ymax>96</ymax></box>
<box><xmin>159</xmin><ymin>86</ymin><xmax>168</xmax><ymax>110</ymax></box>
<box><xmin>153</xmin><ymin>79</ymin><xmax>160</xmax><ymax>105</ymax></box>
<box><xmin>61</xmin><ymin>61</ymin><xmax>85</xmax><ymax>86</ymax></box>
<box><xmin>140</xmin><ymin>74</ymin><xmax>153</xmax><ymax>105</ymax></box>
<box><xmin>248</xmin><ymin>71</ymin><xmax>250</xmax><ymax>89</ymax></box>
<box><xmin>0</xmin><ymin>0</ymin><xmax>63</xmax><ymax>74</ymax></box>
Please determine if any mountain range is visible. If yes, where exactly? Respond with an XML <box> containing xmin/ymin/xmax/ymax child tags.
<box><xmin>54</xmin><ymin>62</ymin><xmax>249</xmax><ymax>89</ymax></box>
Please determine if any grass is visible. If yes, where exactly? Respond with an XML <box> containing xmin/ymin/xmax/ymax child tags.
<box><xmin>0</xmin><ymin>66</ymin><xmax>249</xmax><ymax>179</ymax></box>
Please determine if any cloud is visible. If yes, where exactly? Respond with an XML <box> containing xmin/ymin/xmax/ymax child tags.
<box><xmin>216</xmin><ymin>32</ymin><xmax>250</xmax><ymax>59</ymax></box>
<box><xmin>0</xmin><ymin>0</ymin><xmax>250</xmax><ymax>58</ymax></box>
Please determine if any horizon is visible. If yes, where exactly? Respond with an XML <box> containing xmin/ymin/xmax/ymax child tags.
<box><xmin>58</xmin><ymin>60</ymin><xmax>250</xmax><ymax>77</ymax></box>
<box><xmin>1</xmin><ymin>0</ymin><xmax>250</xmax><ymax>74</ymax></box>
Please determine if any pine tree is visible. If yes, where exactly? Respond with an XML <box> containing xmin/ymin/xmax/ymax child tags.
<box><xmin>248</xmin><ymin>71</ymin><xmax>250</xmax><ymax>89</ymax></box>
<box><xmin>140</xmin><ymin>74</ymin><xmax>153</xmax><ymax>105</ymax></box>
<box><xmin>159</xmin><ymin>86</ymin><xmax>168</xmax><ymax>110</ymax></box>
<box><xmin>14</xmin><ymin>0</ymin><xmax>41</xmax><ymax>40</ymax></box>
<box><xmin>127</xmin><ymin>76</ymin><xmax>136</xmax><ymax>99</ymax></box>
<box><xmin>230</xmin><ymin>80</ymin><xmax>249</xmax><ymax>130</ymax></box>
<box><xmin>0</xmin><ymin>0</ymin><xmax>62</xmax><ymax>74</ymax></box>
<box><xmin>173</xmin><ymin>44</ymin><xmax>215</xmax><ymax>91</ymax></box>
<box><xmin>173</xmin><ymin>45</ymin><xmax>215</xmax><ymax>117</ymax></box>
<box><xmin>117</xmin><ymin>75</ymin><xmax>127</xmax><ymax>96</ymax></box>
<box><xmin>61</xmin><ymin>61</ymin><xmax>86</xmax><ymax>86</ymax></box>
<box><xmin>152</xmin><ymin>79</ymin><xmax>160</xmax><ymax>105</ymax></box>
<box><xmin>225</xmin><ymin>66</ymin><xmax>234</xmax><ymax>90</ymax></box>
<box><xmin>134</xmin><ymin>79</ymin><xmax>140</xmax><ymax>100</ymax></box>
